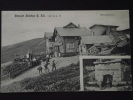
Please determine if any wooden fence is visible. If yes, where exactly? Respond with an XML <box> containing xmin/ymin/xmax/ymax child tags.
<box><xmin>9</xmin><ymin>61</ymin><xmax>41</xmax><ymax>79</ymax></box>
<box><xmin>1</xmin><ymin>54</ymin><xmax>48</xmax><ymax>81</ymax></box>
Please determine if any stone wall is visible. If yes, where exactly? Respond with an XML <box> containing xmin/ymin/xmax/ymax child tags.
<box><xmin>95</xmin><ymin>62</ymin><xmax>122</xmax><ymax>82</ymax></box>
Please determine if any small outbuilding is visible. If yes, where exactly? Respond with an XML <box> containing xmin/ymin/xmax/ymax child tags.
<box><xmin>79</xmin><ymin>35</ymin><xmax>116</xmax><ymax>55</ymax></box>
<box><xmin>93</xmin><ymin>59</ymin><xmax>125</xmax><ymax>85</ymax></box>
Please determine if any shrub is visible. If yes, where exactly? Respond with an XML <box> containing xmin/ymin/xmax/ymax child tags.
<box><xmin>20</xmin><ymin>63</ymin><xmax>80</xmax><ymax>92</ymax></box>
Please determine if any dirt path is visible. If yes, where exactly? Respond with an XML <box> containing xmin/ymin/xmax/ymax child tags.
<box><xmin>1</xmin><ymin>56</ymin><xmax>79</xmax><ymax>87</ymax></box>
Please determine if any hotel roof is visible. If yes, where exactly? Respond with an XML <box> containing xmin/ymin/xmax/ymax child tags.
<box><xmin>81</xmin><ymin>35</ymin><xmax>113</xmax><ymax>44</ymax></box>
<box><xmin>54</xmin><ymin>22</ymin><xmax>92</xmax><ymax>36</ymax></box>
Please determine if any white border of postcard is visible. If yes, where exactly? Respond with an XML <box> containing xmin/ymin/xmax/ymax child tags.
<box><xmin>79</xmin><ymin>56</ymin><xmax>131</xmax><ymax>91</ymax></box>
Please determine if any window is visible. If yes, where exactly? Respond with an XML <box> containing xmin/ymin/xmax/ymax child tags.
<box><xmin>67</xmin><ymin>43</ymin><xmax>69</xmax><ymax>48</ymax></box>
<box><xmin>67</xmin><ymin>42</ymin><xmax>75</xmax><ymax>49</ymax></box>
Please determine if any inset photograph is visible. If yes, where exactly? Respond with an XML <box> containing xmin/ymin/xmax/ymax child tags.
<box><xmin>80</xmin><ymin>56</ymin><xmax>132</xmax><ymax>91</ymax></box>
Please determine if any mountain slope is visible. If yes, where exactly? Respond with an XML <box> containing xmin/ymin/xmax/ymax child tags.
<box><xmin>1</xmin><ymin>56</ymin><xmax>79</xmax><ymax>87</ymax></box>
<box><xmin>1</xmin><ymin>38</ymin><xmax>46</xmax><ymax>63</ymax></box>
<box><xmin>1</xmin><ymin>61</ymin><xmax>80</xmax><ymax>92</ymax></box>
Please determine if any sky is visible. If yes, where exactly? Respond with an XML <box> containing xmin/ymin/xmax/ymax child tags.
<box><xmin>2</xmin><ymin>10</ymin><xmax>130</xmax><ymax>47</ymax></box>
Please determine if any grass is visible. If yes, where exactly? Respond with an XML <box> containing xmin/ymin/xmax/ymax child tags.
<box><xmin>1</xmin><ymin>38</ymin><xmax>46</xmax><ymax>63</ymax></box>
<box><xmin>1</xmin><ymin>62</ymin><xmax>80</xmax><ymax>92</ymax></box>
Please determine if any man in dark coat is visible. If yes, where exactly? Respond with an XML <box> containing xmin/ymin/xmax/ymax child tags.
<box><xmin>44</xmin><ymin>61</ymin><xmax>49</xmax><ymax>73</ymax></box>
<box><xmin>37</xmin><ymin>66</ymin><xmax>43</xmax><ymax>75</ymax></box>
<box><xmin>52</xmin><ymin>60</ymin><xmax>57</xmax><ymax>71</ymax></box>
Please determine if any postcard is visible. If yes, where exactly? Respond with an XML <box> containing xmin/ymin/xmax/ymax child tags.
<box><xmin>1</xmin><ymin>10</ymin><xmax>131</xmax><ymax>92</ymax></box>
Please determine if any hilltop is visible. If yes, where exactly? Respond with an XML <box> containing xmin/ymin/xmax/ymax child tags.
<box><xmin>1</xmin><ymin>38</ymin><xmax>46</xmax><ymax>63</ymax></box>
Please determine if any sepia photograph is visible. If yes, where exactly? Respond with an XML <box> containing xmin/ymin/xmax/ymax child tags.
<box><xmin>80</xmin><ymin>56</ymin><xmax>132</xmax><ymax>91</ymax></box>
<box><xmin>1</xmin><ymin>10</ymin><xmax>131</xmax><ymax>92</ymax></box>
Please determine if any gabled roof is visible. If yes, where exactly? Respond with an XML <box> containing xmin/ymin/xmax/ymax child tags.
<box><xmin>89</xmin><ymin>24</ymin><xmax>119</xmax><ymax>29</ymax></box>
<box><xmin>55</xmin><ymin>27</ymin><xmax>91</xmax><ymax>36</ymax></box>
<box><xmin>81</xmin><ymin>36</ymin><xmax>113</xmax><ymax>44</ymax></box>
<box><xmin>44</xmin><ymin>32</ymin><xmax>53</xmax><ymax>38</ymax></box>
<box><xmin>63</xmin><ymin>22</ymin><xmax>78</xmax><ymax>28</ymax></box>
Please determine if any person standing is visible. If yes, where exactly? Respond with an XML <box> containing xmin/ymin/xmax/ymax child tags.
<box><xmin>37</xmin><ymin>66</ymin><xmax>43</xmax><ymax>75</ymax></box>
<box><xmin>29</xmin><ymin>51</ymin><xmax>33</xmax><ymax>62</ymax></box>
<box><xmin>26</xmin><ymin>51</ymin><xmax>30</xmax><ymax>62</ymax></box>
<box><xmin>44</xmin><ymin>62</ymin><xmax>49</xmax><ymax>72</ymax></box>
<box><xmin>46</xmin><ymin>53</ymin><xmax>50</xmax><ymax>62</ymax></box>
<box><xmin>33</xmin><ymin>57</ymin><xmax>37</xmax><ymax>66</ymax></box>
<box><xmin>44</xmin><ymin>61</ymin><xmax>49</xmax><ymax>73</ymax></box>
<box><xmin>52</xmin><ymin>60</ymin><xmax>57</xmax><ymax>71</ymax></box>
<box><xmin>41</xmin><ymin>60</ymin><xmax>44</xmax><ymax>68</ymax></box>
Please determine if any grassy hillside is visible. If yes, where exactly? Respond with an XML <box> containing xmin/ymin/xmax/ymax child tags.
<box><xmin>1</xmin><ymin>38</ymin><xmax>46</xmax><ymax>63</ymax></box>
<box><xmin>1</xmin><ymin>62</ymin><xmax>80</xmax><ymax>92</ymax></box>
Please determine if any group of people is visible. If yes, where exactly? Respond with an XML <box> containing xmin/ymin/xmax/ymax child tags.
<box><xmin>37</xmin><ymin>54</ymin><xmax>57</xmax><ymax>75</ymax></box>
<box><xmin>25</xmin><ymin>51</ymin><xmax>39</xmax><ymax>66</ymax></box>
<box><xmin>14</xmin><ymin>51</ymin><xmax>58</xmax><ymax>75</ymax></box>
<box><xmin>14</xmin><ymin>51</ymin><xmax>38</xmax><ymax>66</ymax></box>
<box><xmin>26</xmin><ymin>51</ymin><xmax>33</xmax><ymax>62</ymax></box>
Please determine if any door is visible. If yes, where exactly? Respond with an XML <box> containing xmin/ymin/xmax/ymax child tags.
<box><xmin>101</xmin><ymin>74</ymin><xmax>113</xmax><ymax>88</ymax></box>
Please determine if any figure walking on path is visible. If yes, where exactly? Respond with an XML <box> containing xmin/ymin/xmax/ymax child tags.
<box><xmin>44</xmin><ymin>61</ymin><xmax>49</xmax><ymax>73</ymax></box>
<box><xmin>37</xmin><ymin>66</ymin><xmax>43</xmax><ymax>75</ymax></box>
<box><xmin>41</xmin><ymin>60</ymin><xmax>45</xmax><ymax>67</ymax></box>
<box><xmin>52</xmin><ymin>60</ymin><xmax>57</xmax><ymax>72</ymax></box>
<box><xmin>46</xmin><ymin>54</ymin><xmax>50</xmax><ymax>62</ymax></box>
<box><xmin>32</xmin><ymin>57</ymin><xmax>37</xmax><ymax>66</ymax></box>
